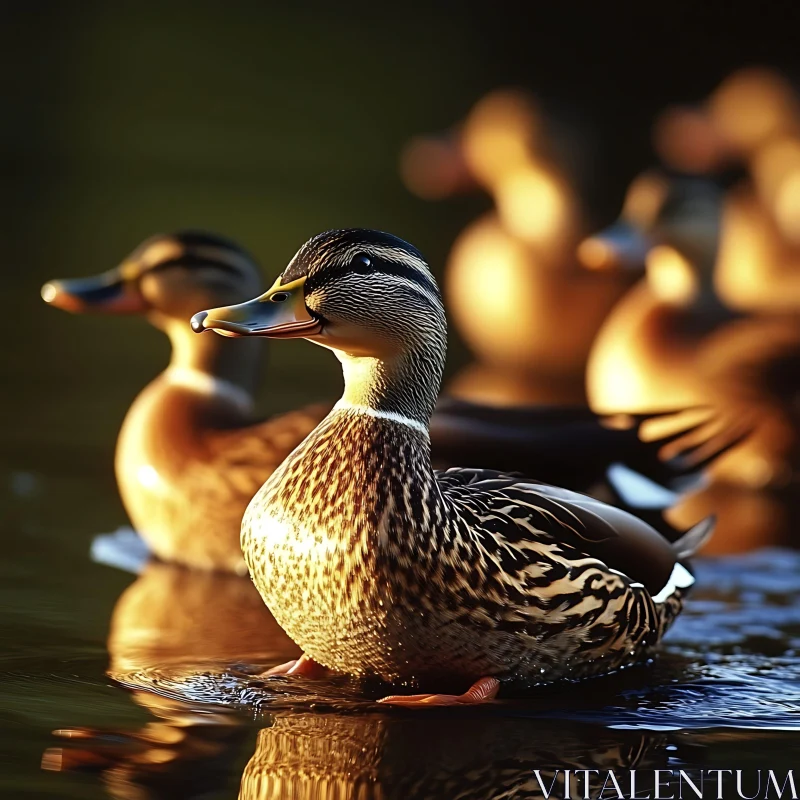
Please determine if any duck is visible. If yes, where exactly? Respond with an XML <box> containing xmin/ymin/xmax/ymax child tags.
<box><xmin>581</xmin><ymin>172</ymin><xmax>800</xmax><ymax>489</ymax></box>
<box><xmin>714</xmin><ymin>140</ymin><xmax>800</xmax><ymax>313</ymax></box>
<box><xmin>650</xmin><ymin>69</ymin><xmax>800</xmax><ymax>315</ymax></box>
<box><xmin>43</xmin><ymin>232</ymin><xmax>735</xmax><ymax>573</ymax></box>
<box><xmin>652</xmin><ymin>67</ymin><xmax>800</xmax><ymax>176</ymax></box>
<box><xmin>192</xmin><ymin>228</ymin><xmax>714</xmax><ymax>706</ymax></box>
<box><xmin>401</xmin><ymin>89</ymin><xmax>635</xmax><ymax>405</ymax></box>
<box><xmin>42</xmin><ymin>232</ymin><xmax>327</xmax><ymax>574</ymax></box>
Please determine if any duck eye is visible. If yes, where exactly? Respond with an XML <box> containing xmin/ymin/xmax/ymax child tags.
<box><xmin>270</xmin><ymin>292</ymin><xmax>290</xmax><ymax>303</ymax></box>
<box><xmin>353</xmin><ymin>255</ymin><xmax>371</xmax><ymax>269</ymax></box>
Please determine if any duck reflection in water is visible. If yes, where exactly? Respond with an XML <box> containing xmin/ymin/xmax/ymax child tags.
<box><xmin>47</xmin><ymin>703</ymin><xmax>670</xmax><ymax>800</ymax></box>
<box><xmin>239</xmin><ymin>714</ymin><xmax>667</xmax><ymax>800</ymax></box>
<box><xmin>44</xmin><ymin>561</ymin><xmax>671</xmax><ymax>796</ymax></box>
<box><xmin>45</xmin><ymin>693</ymin><xmax>251</xmax><ymax>800</ymax></box>
<box><xmin>106</xmin><ymin>561</ymin><xmax>300</xmax><ymax>678</ymax></box>
<box><xmin>43</xmin><ymin>561</ymin><xmax>299</xmax><ymax>798</ymax></box>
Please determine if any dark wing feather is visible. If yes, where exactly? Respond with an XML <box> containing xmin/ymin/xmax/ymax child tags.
<box><xmin>436</xmin><ymin>467</ymin><xmax>692</xmax><ymax>595</ymax></box>
<box><xmin>431</xmin><ymin>398</ymin><xmax>749</xmax><ymax>494</ymax></box>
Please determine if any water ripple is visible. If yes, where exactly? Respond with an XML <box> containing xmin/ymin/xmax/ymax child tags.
<box><xmin>110</xmin><ymin>549</ymin><xmax>800</xmax><ymax>731</ymax></box>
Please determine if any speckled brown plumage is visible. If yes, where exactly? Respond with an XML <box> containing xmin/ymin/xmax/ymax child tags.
<box><xmin>243</xmin><ymin>409</ymin><xmax>695</xmax><ymax>690</ymax></box>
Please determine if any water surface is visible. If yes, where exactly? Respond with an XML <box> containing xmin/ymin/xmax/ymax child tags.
<box><xmin>4</xmin><ymin>446</ymin><xmax>800</xmax><ymax>798</ymax></box>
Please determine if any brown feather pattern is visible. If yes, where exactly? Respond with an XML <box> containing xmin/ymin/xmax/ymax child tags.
<box><xmin>244</xmin><ymin>409</ymin><xmax>689</xmax><ymax>690</ymax></box>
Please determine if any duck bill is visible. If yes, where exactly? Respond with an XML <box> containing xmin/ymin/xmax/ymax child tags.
<box><xmin>577</xmin><ymin>221</ymin><xmax>651</xmax><ymax>272</ymax></box>
<box><xmin>40</xmin><ymin>268</ymin><xmax>146</xmax><ymax>314</ymax></box>
<box><xmin>191</xmin><ymin>276</ymin><xmax>321</xmax><ymax>339</ymax></box>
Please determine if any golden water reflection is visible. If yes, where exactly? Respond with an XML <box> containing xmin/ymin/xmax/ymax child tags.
<box><xmin>107</xmin><ymin>561</ymin><xmax>299</xmax><ymax>678</ymax></box>
<box><xmin>239</xmin><ymin>714</ymin><xmax>664</xmax><ymax>800</ymax></box>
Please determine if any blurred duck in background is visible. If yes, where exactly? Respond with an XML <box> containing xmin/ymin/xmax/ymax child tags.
<box><xmin>716</xmin><ymin>128</ymin><xmax>800</xmax><ymax>313</ymax></box>
<box><xmin>42</xmin><ymin>232</ymin><xmax>326</xmax><ymax>574</ymax></box>
<box><xmin>582</xmin><ymin>70</ymin><xmax>800</xmax><ymax>550</ymax></box>
<box><xmin>653</xmin><ymin>67</ymin><xmax>800</xmax><ymax>314</ymax></box>
<box><xmin>401</xmin><ymin>89</ymin><xmax>636</xmax><ymax>405</ymax></box>
<box><xmin>653</xmin><ymin>67</ymin><xmax>800</xmax><ymax>177</ymax></box>
<box><xmin>580</xmin><ymin>166</ymin><xmax>800</xmax><ymax>537</ymax></box>
<box><xmin>42</xmin><ymin>232</ymin><xmax>738</xmax><ymax>573</ymax></box>
<box><xmin>582</xmin><ymin>170</ymin><xmax>800</xmax><ymax>491</ymax></box>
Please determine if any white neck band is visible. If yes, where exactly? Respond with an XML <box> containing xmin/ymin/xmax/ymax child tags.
<box><xmin>332</xmin><ymin>400</ymin><xmax>429</xmax><ymax>435</ymax></box>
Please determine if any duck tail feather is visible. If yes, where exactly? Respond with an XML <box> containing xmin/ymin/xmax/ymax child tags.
<box><xmin>672</xmin><ymin>515</ymin><xmax>716</xmax><ymax>560</ymax></box>
<box><xmin>605</xmin><ymin>462</ymin><xmax>680</xmax><ymax>510</ymax></box>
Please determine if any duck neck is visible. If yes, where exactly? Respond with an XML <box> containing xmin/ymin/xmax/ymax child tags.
<box><xmin>160</xmin><ymin>316</ymin><xmax>263</xmax><ymax>410</ymax></box>
<box><xmin>336</xmin><ymin>338</ymin><xmax>446</xmax><ymax>429</ymax></box>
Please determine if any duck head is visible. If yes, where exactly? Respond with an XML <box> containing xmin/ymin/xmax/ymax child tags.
<box><xmin>42</xmin><ymin>231</ymin><xmax>263</xmax><ymax>326</ymax></box>
<box><xmin>579</xmin><ymin>172</ymin><xmax>725</xmax><ymax>309</ymax></box>
<box><xmin>193</xmin><ymin>229</ymin><xmax>445</xmax><ymax>354</ymax></box>
<box><xmin>194</xmin><ymin>229</ymin><xmax>447</xmax><ymax>422</ymax></box>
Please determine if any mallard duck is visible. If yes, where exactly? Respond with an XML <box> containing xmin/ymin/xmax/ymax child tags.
<box><xmin>652</xmin><ymin>67</ymin><xmax>800</xmax><ymax>176</ymax></box>
<box><xmin>442</xmin><ymin>215</ymin><xmax>632</xmax><ymax>405</ymax></box>
<box><xmin>581</xmin><ymin>172</ymin><xmax>800</xmax><ymax>488</ymax></box>
<box><xmin>43</xmin><ymin>231</ymin><xmax>734</xmax><ymax>573</ymax></box>
<box><xmin>193</xmin><ymin>228</ymin><xmax>714</xmax><ymax>706</ymax></box>
<box><xmin>653</xmin><ymin>91</ymin><xmax>800</xmax><ymax>314</ymax></box>
<box><xmin>42</xmin><ymin>232</ymin><xmax>326</xmax><ymax>574</ymax></box>
<box><xmin>715</xmin><ymin>148</ymin><xmax>800</xmax><ymax>312</ymax></box>
<box><xmin>401</xmin><ymin>89</ymin><xmax>635</xmax><ymax>405</ymax></box>
<box><xmin>650</xmin><ymin>67</ymin><xmax>800</xmax><ymax>313</ymax></box>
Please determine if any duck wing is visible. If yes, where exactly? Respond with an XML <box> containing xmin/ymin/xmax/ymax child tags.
<box><xmin>431</xmin><ymin>399</ymin><xmax>746</xmax><ymax>541</ymax></box>
<box><xmin>431</xmin><ymin>399</ymin><xmax>748</xmax><ymax>494</ymax></box>
<box><xmin>436</xmin><ymin>467</ymin><xmax>713</xmax><ymax>597</ymax></box>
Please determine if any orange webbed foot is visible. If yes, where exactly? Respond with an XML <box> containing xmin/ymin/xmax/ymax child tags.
<box><xmin>263</xmin><ymin>654</ymin><xmax>330</xmax><ymax>679</ymax></box>
<box><xmin>377</xmin><ymin>676</ymin><xmax>500</xmax><ymax>707</ymax></box>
